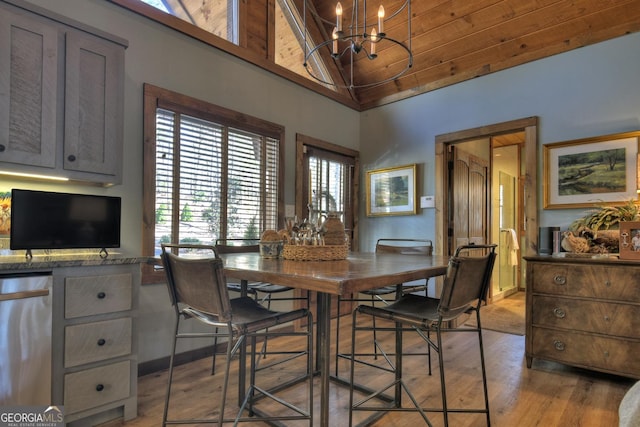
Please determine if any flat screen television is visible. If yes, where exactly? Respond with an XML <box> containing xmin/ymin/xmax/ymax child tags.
<box><xmin>10</xmin><ymin>189</ymin><xmax>121</xmax><ymax>256</ymax></box>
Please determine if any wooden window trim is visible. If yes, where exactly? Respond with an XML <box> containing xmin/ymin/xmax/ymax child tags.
<box><xmin>142</xmin><ymin>83</ymin><xmax>284</xmax><ymax>284</ymax></box>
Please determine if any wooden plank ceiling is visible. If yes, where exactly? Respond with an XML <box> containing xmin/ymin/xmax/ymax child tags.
<box><xmin>302</xmin><ymin>0</ymin><xmax>640</xmax><ymax>110</ymax></box>
<box><xmin>114</xmin><ymin>0</ymin><xmax>640</xmax><ymax>111</ymax></box>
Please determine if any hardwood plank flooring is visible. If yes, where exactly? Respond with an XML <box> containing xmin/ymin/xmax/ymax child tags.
<box><xmin>100</xmin><ymin>307</ymin><xmax>635</xmax><ymax>427</ymax></box>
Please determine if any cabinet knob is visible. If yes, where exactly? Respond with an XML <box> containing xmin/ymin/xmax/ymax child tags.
<box><xmin>553</xmin><ymin>308</ymin><xmax>566</xmax><ymax>318</ymax></box>
<box><xmin>553</xmin><ymin>275</ymin><xmax>566</xmax><ymax>285</ymax></box>
<box><xmin>553</xmin><ymin>340</ymin><xmax>566</xmax><ymax>351</ymax></box>
<box><xmin>604</xmin><ymin>280</ymin><xmax>611</xmax><ymax>287</ymax></box>
<box><xmin>0</xmin><ymin>144</ymin><xmax>5</xmax><ymax>152</ymax></box>
<box><xmin>96</xmin><ymin>384</ymin><xmax>105</xmax><ymax>392</ymax></box>
<box><xmin>67</xmin><ymin>154</ymin><xmax>76</xmax><ymax>162</ymax></box>
<box><xmin>97</xmin><ymin>338</ymin><xmax>106</xmax><ymax>346</ymax></box>
<box><xmin>603</xmin><ymin>315</ymin><xmax>610</xmax><ymax>321</ymax></box>
<box><xmin>97</xmin><ymin>292</ymin><xmax>106</xmax><ymax>299</ymax></box>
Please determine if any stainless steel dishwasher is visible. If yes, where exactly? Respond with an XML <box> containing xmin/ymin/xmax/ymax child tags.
<box><xmin>0</xmin><ymin>272</ymin><xmax>53</xmax><ymax>405</ymax></box>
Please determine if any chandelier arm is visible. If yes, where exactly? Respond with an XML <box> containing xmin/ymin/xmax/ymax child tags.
<box><xmin>384</xmin><ymin>0</ymin><xmax>410</xmax><ymax>21</ymax></box>
<box><xmin>304</xmin><ymin>37</ymin><xmax>412</xmax><ymax>89</ymax></box>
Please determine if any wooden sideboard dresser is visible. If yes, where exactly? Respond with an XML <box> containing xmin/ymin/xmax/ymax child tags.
<box><xmin>524</xmin><ymin>255</ymin><xmax>640</xmax><ymax>379</ymax></box>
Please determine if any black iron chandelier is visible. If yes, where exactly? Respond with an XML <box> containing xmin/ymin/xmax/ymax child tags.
<box><xmin>303</xmin><ymin>0</ymin><xmax>413</xmax><ymax>89</ymax></box>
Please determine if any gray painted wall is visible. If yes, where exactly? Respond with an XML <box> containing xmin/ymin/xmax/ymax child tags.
<box><xmin>9</xmin><ymin>0</ymin><xmax>360</xmax><ymax>363</ymax></box>
<box><xmin>5</xmin><ymin>0</ymin><xmax>640</xmax><ymax>364</ymax></box>
<box><xmin>359</xmin><ymin>32</ymin><xmax>640</xmax><ymax>251</ymax></box>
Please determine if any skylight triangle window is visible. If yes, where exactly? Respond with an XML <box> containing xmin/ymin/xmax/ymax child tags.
<box><xmin>275</xmin><ymin>0</ymin><xmax>336</xmax><ymax>90</ymax></box>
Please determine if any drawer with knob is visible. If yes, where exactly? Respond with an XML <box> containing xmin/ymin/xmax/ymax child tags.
<box><xmin>64</xmin><ymin>360</ymin><xmax>131</xmax><ymax>415</ymax></box>
<box><xmin>532</xmin><ymin>295</ymin><xmax>640</xmax><ymax>338</ymax></box>
<box><xmin>530</xmin><ymin>262</ymin><xmax>640</xmax><ymax>301</ymax></box>
<box><xmin>65</xmin><ymin>273</ymin><xmax>132</xmax><ymax>318</ymax></box>
<box><xmin>531</xmin><ymin>327</ymin><xmax>640</xmax><ymax>377</ymax></box>
<box><xmin>64</xmin><ymin>317</ymin><xmax>132</xmax><ymax>368</ymax></box>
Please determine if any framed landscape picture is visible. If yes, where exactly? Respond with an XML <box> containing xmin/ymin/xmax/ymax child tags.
<box><xmin>543</xmin><ymin>131</ymin><xmax>640</xmax><ymax>209</ymax></box>
<box><xmin>366</xmin><ymin>164</ymin><xmax>417</xmax><ymax>216</ymax></box>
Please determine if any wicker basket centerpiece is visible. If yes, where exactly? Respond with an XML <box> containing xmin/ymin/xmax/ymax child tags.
<box><xmin>278</xmin><ymin>215</ymin><xmax>349</xmax><ymax>261</ymax></box>
<box><xmin>281</xmin><ymin>243</ymin><xmax>348</xmax><ymax>261</ymax></box>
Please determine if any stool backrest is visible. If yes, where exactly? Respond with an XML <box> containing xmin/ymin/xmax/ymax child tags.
<box><xmin>161</xmin><ymin>243</ymin><xmax>232</xmax><ymax>322</ymax></box>
<box><xmin>438</xmin><ymin>244</ymin><xmax>497</xmax><ymax>320</ymax></box>
<box><xmin>375</xmin><ymin>238</ymin><xmax>433</xmax><ymax>256</ymax></box>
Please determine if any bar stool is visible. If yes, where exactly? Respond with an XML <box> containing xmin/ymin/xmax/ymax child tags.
<box><xmin>335</xmin><ymin>238</ymin><xmax>433</xmax><ymax>377</ymax></box>
<box><xmin>161</xmin><ymin>243</ymin><xmax>313</xmax><ymax>426</ymax></box>
<box><xmin>212</xmin><ymin>238</ymin><xmax>310</xmax><ymax>374</ymax></box>
<box><xmin>349</xmin><ymin>244</ymin><xmax>496</xmax><ymax>426</ymax></box>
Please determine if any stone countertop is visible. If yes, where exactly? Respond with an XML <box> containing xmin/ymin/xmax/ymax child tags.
<box><xmin>0</xmin><ymin>252</ymin><xmax>151</xmax><ymax>271</ymax></box>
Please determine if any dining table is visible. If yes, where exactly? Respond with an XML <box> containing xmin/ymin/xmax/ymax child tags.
<box><xmin>221</xmin><ymin>251</ymin><xmax>450</xmax><ymax>427</ymax></box>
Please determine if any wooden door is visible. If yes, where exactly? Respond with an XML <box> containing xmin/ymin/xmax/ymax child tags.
<box><xmin>448</xmin><ymin>146</ymin><xmax>489</xmax><ymax>254</ymax></box>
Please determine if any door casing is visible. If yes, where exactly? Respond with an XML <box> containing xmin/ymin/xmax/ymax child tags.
<box><xmin>435</xmin><ymin>117</ymin><xmax>539</xmax><ymax>261</ymax></box>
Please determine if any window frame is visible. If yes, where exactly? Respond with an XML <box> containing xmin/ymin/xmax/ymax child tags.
<box><xmin>142</xmin><ymin>83</ymin><xmax>285</xmax><ymax>284</ymax></box>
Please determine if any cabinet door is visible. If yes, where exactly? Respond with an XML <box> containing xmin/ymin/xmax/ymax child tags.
<box><xmin>0</xmin><ymin>10</ymin><xmax>59</xmax><ymax>168</ymax></box>
<box><xmin>64</xmin><ymin>31</ymin><xmax>123</xmax><ymax>179</ymax></box>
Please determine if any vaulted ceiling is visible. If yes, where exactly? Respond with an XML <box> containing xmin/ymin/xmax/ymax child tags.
<box><xmin>299</xmin><ymin>0</ymin><xmax>640</xmax><ymax>110</ymax></box>
<box><xmin>113</xmin><ymin>0</ymin><xmax>640</xmax><ymax>111</ymax></box>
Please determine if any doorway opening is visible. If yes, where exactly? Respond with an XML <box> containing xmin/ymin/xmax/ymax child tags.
<box><xmin>435</xmin><ymin>117</ymin><xmax>539</xmax><ymax>304</ymax></box>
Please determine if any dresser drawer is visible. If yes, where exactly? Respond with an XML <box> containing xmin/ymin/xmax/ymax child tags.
<box><xmin>532</xmin><ymin>296</ymin><xmax>640</xmax><ymax>338</ymax></box>
<box><xmin>64</xmin><ymin>360</ymin><xmax>131</xmax><ymax>414</ymax></box>
<box><xmin>65</xmin><ymin>317</ymin><xmax>132</xmax><ymax>368</ymax></box>
<box><xmin>530</xmin><ymin>263</ymin><xmax>640</xmax><ymax>302</ymax></box>
<box><xmin>65</xmin><ymin>273</ymin><xmax>132</xmax><ymax>318</ymax></box>
<box><xmin>531</xmin><ymin>327</ymin><xmax>640</xmax><ymax>378</ymax></box>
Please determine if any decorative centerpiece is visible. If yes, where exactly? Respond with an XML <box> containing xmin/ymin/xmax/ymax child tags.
<box><xmin>564</xmin><ymin>199</ymin><xmax>639</xmax><ymax>254</ymax></box>
<box><xmin>280</xmin><ymin>214</ymin><xmax>348</xmax><ymax>261</ymax></box>
<box><xmin>259</xmin><ymin>229</ymin><xmax>283</xmax><ymax>258</ymax></box>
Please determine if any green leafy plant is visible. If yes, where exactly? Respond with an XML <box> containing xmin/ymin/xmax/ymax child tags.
<box><xmin>570</xmin><ymin>199</ymin><xmax>640</xmax><ymax>232</ymax></box>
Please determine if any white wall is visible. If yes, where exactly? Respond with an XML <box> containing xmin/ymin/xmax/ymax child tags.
<box><xmin>359</xmin><ymin>32</ymin><xmax>640</xmax><ymax>251</ymax></box>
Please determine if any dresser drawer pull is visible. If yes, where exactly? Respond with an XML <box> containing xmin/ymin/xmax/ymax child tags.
<box><xmin>604</xmin><ymin>280</ymin><xmax>611</xmax><ymax>287</ymax></box>
<box><xmin>96</xmin><ymin>384</ymin><xmax>105</xmax><ymax>392</ymax></box>
<box><xmin>97</xmin><ymin>292</ymin><xmax>106</xmax><ymax>299</ymax></box>
<box><xmin>553</xmin><ymin>308</ymin><xmax>566</xmax><ymax>318</ymax></box>
<box><xmin>554</xmin><ymin>340</ymin><xmax>565</xmax><ymax>351</ymax></box>
<box><xmin>553</xmin><ymin>275</ymin><xmax>566</xmax><ymax>285</ymax></box>
<box><xmin>97</xmin><ymin>338</ymin><xmax>106</xmax><ymax>346</ymax></box>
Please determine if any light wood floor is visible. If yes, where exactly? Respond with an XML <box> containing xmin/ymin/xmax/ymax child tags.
<box><xmin>102</xmin><ymin>295</ymin><xmax>635</xmax><ymax>426</ymax></box>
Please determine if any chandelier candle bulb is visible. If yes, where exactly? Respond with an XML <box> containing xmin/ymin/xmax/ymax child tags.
<box><xmin>370</xmin><ymin>28</ymin><xmax>377</xmax><ymax>56</ymax></box>
<box><xmin>336</xmin><ymin>2</ymin><xmax>342</xmax><ymax>32</ymax></box>
<box><xmin>332</xmin><ymin>28</ymin><xmax>339</xmax><ymax>55</ymax></box>
<box><xmin>378</xmin><ymin>5</ymin><xmax>385</xmax><ymax>35</ymax></box>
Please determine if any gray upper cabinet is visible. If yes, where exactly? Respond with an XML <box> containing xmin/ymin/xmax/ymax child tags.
<box><xmin>0</xmin><ymin>0</ymin><xmax>128</xmax><ymax>186</ymax></box>
<box><xmin>0</xmin><ymin>9</ymin><xmax>59</xmax><ymax>169</ymax></box>
<box><xmin>64</xmin><ymin>31</ymin><xmax>124</xmax><ymax>179</ymax></box>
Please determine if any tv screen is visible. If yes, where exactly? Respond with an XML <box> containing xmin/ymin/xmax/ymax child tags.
<box><xmin>10</xmin><ymin>189</ymin><xmax>121</xmax><ymax>251</ymax></box>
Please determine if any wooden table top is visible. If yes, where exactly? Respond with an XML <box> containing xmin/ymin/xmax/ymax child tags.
<box><xmin>220</xmin><ymin>252</ymin><xmax>449</xmax><ymax>295</ymax></box>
